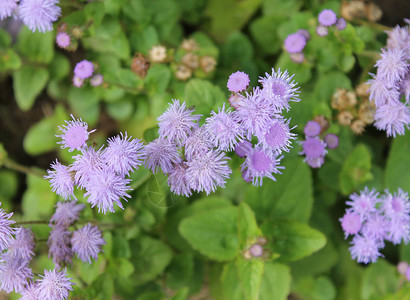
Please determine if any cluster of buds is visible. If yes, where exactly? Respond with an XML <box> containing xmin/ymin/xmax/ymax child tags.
<box><xmin>55</xmin><ymin>23</ymin><xmax>81</xmax><ymax>51</ymax></box>
<box><xmin>331</xmin><ymin>83</ymin><xmax>376</xmax><ymax>135</ymax></box>
<box><xmin>243</xmin><ymin>237</ymin><xmax>269</xmax><ymax>259</ymax></box>
<box><xmin>341</xmin><ymin>0</ymin><xmax>382</xmax><ymax>23</ymax></box>
<box><xmin>131</xmin><ymin>53</ymin><xmax>150</xmax><ymax>78</ymax></box>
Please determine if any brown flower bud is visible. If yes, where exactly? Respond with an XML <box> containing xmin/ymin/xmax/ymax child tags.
<box><xmin>351</xmin><ymin>119</ymin><xmax>366</xmax><ymax>135</ymax></box>
<box><xmin>149</xmin><ymin>45</ymin><xmax>167</xmax><ymax>63</ymax></box>
<box><xmin>338</xmin><ymin>111</ymin><xmax>354</xmax><ymax>126</ymax></box>
<box><xmin>181</xmin><ymin>39</ymin><xmax>200</xmax><ymax>52</ymax></box>
<box><xmin>131</xmin><ymin>53</ymin><xmax>150</xmax><ymax>78</ymax></box>
<box><xmin>182</xmin><ymin>52</ymin><xmax>199</xmax><ymax>69</ymax></box>
<box><xmin>313</xmin><ymin>115</ymin><xmax>329</xmax><ymax>134</ymax></box>
<box><xmin>175</xmin><ymin>64</ymin><xmax>192</xmax><ymax>81</ymax></box>
<box><xmin>355</xmin><ymin>82</ymin><xmax>371</xmax><ymax>98</ymax></box>
<box><xmin>358</xmin><ymin>100</ymin><xmax>376</xmax><ymax>124</ymax></box>
<box><xmin>200</xmin><ymin>56</ymin><xmax>217</xmax><ymax>73</ymax></box>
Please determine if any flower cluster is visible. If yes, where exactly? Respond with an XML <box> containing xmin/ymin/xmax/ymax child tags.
<box><xmin>284</xmin><ymin>30</ymin><xmax>310</xmax><ymax>63</ymax></box>
<box><xmin>46</xmin><ymin>116</ymin><xmax>145</xmax><ymax>214</ymax></box>
<box><xmin>367</xmin><ymin>22</ymin><xmax>410</xmax><ymax>137</ymax></box>
<box><xmin>72</xmin><ymin>60</ymin><xmax>103</xmax><ymax>88</ymax></box>
<box><xmin>299</xmin><ymin>120</ymin><xmax>339</xmax><ymax>168</ymax></box>
<box><xmin>316</xmin><ymin>9</ymin><xmax>346</xmax><ymax>36</ymax></box>
<box><xmin>340</xmin><ymin>188</ymin><xmax>410</xmax><ymax>264</ymax></box>
<box><xmin>0</xmin><ymin>0</ymin><xmax>61</xmax><ymax>33</ymax></box>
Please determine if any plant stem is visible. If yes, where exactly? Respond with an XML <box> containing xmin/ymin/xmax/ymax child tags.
<box><xmin>14</xmin><ymin>220</ymin><xmax>49</xmax><ymax>226</ymax></box>
<box><xmin>3</xmin><ymin>158</ymin><xmax>46</xmax><ymax>178</ymax></box>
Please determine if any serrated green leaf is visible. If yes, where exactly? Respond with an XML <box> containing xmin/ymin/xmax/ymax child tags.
<box><xmin>184</xmin><ymin>79</ymin><xmax>225</xmax><ymax>116</ymax></box>
<box><xmin>236</xmin><ymin>257</ymin><xmax>264</xmax><ymax>300</ymax></box>
<box><xmin>361</xmin><ymin>260</ymin><xmax>399</xmax><ymax>300</ymax></box>
<box><xmin>259</xmin><ymin>262</ymin><xmax>291</xmax><ymax>300</ymax></box>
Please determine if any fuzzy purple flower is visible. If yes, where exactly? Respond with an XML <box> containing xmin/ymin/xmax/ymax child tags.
<box><xmin>84</xmin><ymin>168</ymin><xmax>131</xmax><ymax>214</ymax></box>
<box><xmin>0</xmin><ymin>254</ymin><xmax>32</xmax><ymax>293</ymax></box>
<box><xmin>304</xmin><ymin>121</ymin><xmax>321</xmax><ymax>137</ymax></box>
<box><xmin>257</xmin><ymin>118</ymin><xmax>296</xmax><ymax>154</ymax></box>
<box><xmin>386</xmin><ymin>25</ymin><xmax>410</xmax><ymax>56</ymax></box>
<box><xmin>71</xmin><ymin>147</ymin><xmax>104</xmax><ymax>189</ymax></box>
<box><xmin>361</xmin><ymin>212</ymin><xmax>389</xmax><ymax>244</ymax></box>
<box><xmin>47</xmin><ymin>225</ymin><xmax>73</xmax><ymax>265</ymax></box>
<box><xmin>72</xmin><ymin>76</ymin><xmax>84</xmax><ymax>88</ymax></box>
<box><xmin>290</xmin><ymin>52</ymin><xmax>305</xmax><ymax>64</ymax></box>
<box><xmin>90</xmin><ymin>74</ymin><xmax>104</xmax><ymax>87</ymax></box>
<box><xmin>0</xmin><ymin>204</ymin><xmax>15</xmax><ymax>251</ymax></box>
<box><xmin>284</xmin><ymin>33</ymin><xmax>306</xmax><ymax>54</ymax></box>
<box><xmin>167</xmin><ymin>162</ymin><xmax>192</xmax><ymax>197</ymax></box>
<box><xmin>205</xmin><ymin>104</ymin><xmax>244</xmax><ymax>151</ymax></box>
<box><xmin>186</xmin><ymin>150</ymin><xmax>232</xmax><ymax>195</ymax></box>
<box><xmin>241</xmin><ymin>147</ymin><xmax>283</xmax><ymax>187</ymax></box>
<box><xmin>50</xmin><ymin>201</ymin><xmax>85</xmax><ymax>226</ymax></box>
<box><xmin>318</xmin><ymin>9</ymin><xmax>337</xmax><ymax>26</ymax></box>
<box><xmin>19</xmin><ymin>0</ymin><xmax>61</xmax><ymax>33</ymax></box>
<box><xmin>45</xmin><ymin>160</ymin><xmax>75</xmax><ymax>200</ymax></box>
<box><xmin>228</xmin><ymin>93</ymin><xmax>245</xmax><ymax>109</ymax></box>
<box><xmin>8</xmin><ymin>227</ymin><xmax>35</xmax><ymax>260</ymax></box>
<box><xmin>157</xmin><ymin>100</ymin><xmax>201</xmax><ymax>146</ymax></box>
<box><xmin>297</xmin><ymin>29</ymin><xmax>310</xmax><ymax>40</ymax></box>
<box><xmin>316</xmin><ymin>25</ymin><xmax>328</xmax><ymax>36</ymax></box>
<box><xmin>324</xmin><ymin>133</ymin><xmax>339</xmax><ymax>149</ymax></box>
<box><xmin>37</xmin><ymin>268</ymin><xmax>74</xmax><ymax>300</ymax></box>
<box><xmin>368</xmin><ymin>75</ymin><xmax>401</xmax><ymax>107</ymax></box>
<box><xmin>102</xmin><ymin>132</ymin><xmax>145</xmax><ymax>177</ymax></box>
<box><xmin>400</xmin><ymin>73</ymin><xmax>410</xmax><ymax>103</ymax></box>
<box><xmin>56</xmin><ymin>32</ymin><xmax>70</xmax><ymax>48</ymax></box>
<box><xmin>144</xmin><ymin>138</ymin><xmax>182</xmax><ymax>174</ymax></box>
<box><xmin>336</xmin><ymin>18</ymin><xmax>346</xmax><ymax>30</ymax></box>
<box><xmin>235</xmin><ymin>140</ymin><xmax>253</xmax><ymax>158</ymax></box>
<box><xmin>381</xmin><ymin>189</ymin><xmax>409</xmax><ymax>244</ymax></box>
<box><xmin>249</xmin><ymin>244</ymin><xmax>263</xmax><ymax>257</ymax></box>
<box><xmin>20</xmin><ymin>282</ymin><xmax>39</xmax><ymax>300</ymax></box>
<box><xmin>346</xmin><ymin>187</ymin><xmax>379</xmax><ymax>222</ymax></box>
<box><xmin>72</xmin><ymin>223</ymin><xmax>105</xmax><ymax>263</ymax></box>
<box><xmin>375</xmin><ymin>48</ymin><xmax>408</xmax><ymax>86</ymax></box>
<box><xmin>227</xmin><ymin>71</ymin><xmax>250</xmax><ymax>93</ymax></box>
<box><xmin>74</xmin><ymin>60</ymin><xmax>94</xmax><ymax>79</ymax></box>
<box><xmin>184</xmin><ymin>126</ymin><xmax>213</xmax><ymax>160</ymax></box>
<box><xmin>349</xmin><ymin>235</ymin><xmax>383</xmax><ymax>264</ymax></box>
<box><xmin>374</xmin><ymin>101</ymin><xmax>410</xmax><ymax>137</ymax></box>
<box><xmin>0</xmin><ymin>0</ymin><xmax>17</xmax><ymax>20</ymax></box>
<box><xmin>259</xmin><ymin>68</ymin><xmax>300</xmax><ymax>112</ymax></box>
<box><xmin>300</xmin><ymin>137</ymin><xmax>327</xmax><ymax>159</ymax></box>
<box><xmin>305</xmin><ymin>156</ymin><xmax>325</xmax><ymax>168</ymax></box>
<box><xmin>56</xmin><ymin>115</ymin><xmax>96</xmax><ymax>152</ymax></box>
<box><xmin>340</xmin><ymin>211</ymin><xmax>362</xmax><ymax>238</ymax></box>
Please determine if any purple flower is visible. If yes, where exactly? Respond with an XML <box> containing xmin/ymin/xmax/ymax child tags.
<box><xmin>74</xmin><ymin>60</ymin><xmax>94</xmax><ymax>79</ymax></box>
<box><xmin>259</xmin><ymin>68</ymin><xmax>300</xmax><ymax>112</ymax></box>
<box><xmin>400</xmin><ymin>73</ymin><xmax>410</xmax><ymax>103</ymax></box>
<box><xmin>305</xmin><ymin>156</ymin><xmax>325</xmax><ymax>168</ymax></box>
<box><xmin>167</xmin><ymin>162</ymin><xmax>192</xmax><ymax>197</ymax></box>
<box><xmin>316</xmin><ymin>25</ymin><xmax>328</xmax><ymax>36</ymax></box>
<box><xmin>386</xmin><ymin>25</ymin><xmax>410</xmax><ymax>56</ymax></box>
<box><xmin>235</xmin><ymin>140</ymin><xmax>253</xmax><ymax>158</ymax></box>
<box><xmin>336</xmin><ymin>18</ymin><xmax>346</xmax><ymax>30</ymax></box>
<box><xmin>50</xmin><ymin>201</ymin><xmax>85</xmax><ymax>226</ymax></box>
<box><xmin>102</xmin><ymin>132</ymin><xmax>145</xmax><ymax>177</ymax></box>
<box><xmin>184</xmin><ymin>126</ymin><xmax>213</xmax><ymax>160</ymax></box>
<box><xmin>157</xmin><ymin>99</ymin><xmax>201</xmax><ymax>146</ymax></box>
<box><xmin>233</xmin><ymin>88</ymin><xmax>279</xmax><ymax>139</ymax></box>
<box><xmin>72</xmin><ymin>76</ymin><xmax>84</xmax><ymax>88</ymax></box>
<box><xmin>84</xmin><ymin>168</ymin><xmax>131</xmax><ymax>214</ymax></box>
<box><xmin>37</xmin><ymin>268</ymin><xmax>74</xmax><ymax>300</ymax></box>
<box><xmin>90</xmin><ymin>74</ymin><xmax>104</xmax><ymax>87</ymax></box>
<box><xmin>290</xmin><ymin>52</ymin><xmax>305</xmax><ymax>64</ymax></box>
<box><xmin>297</xmin><ymin>29</ymin><xmax>310</xmax><ymax>40</ymax></box>
<box><xmin>71</xmin><ymin>147</ymin><xmax>104</xmax><ymax>189</ymax></box>
<box><xmin>368</xmin><ymin>75</ymin><xmax>401</xmax><ymax>107</ymax></box>
<box><xmin>20</xmin><ymin>282</ymin><xmax>39</xmax><ymax>300</ymax></box>
<box><xmin>300</xmin><ymin>137</ymin><xmax>327</xmax><ymax>159</ymax></box>
<box><xmin>324</xmin><ymin>133</ymin><xmax>339</xmax><ymax>149</ymax></box>
<box><xmin>19</xmin><ymin>0</ymin><xmax>61</xmax><ymax>33</ymax></box>
<box><xmin>304</xmin><ymin>121</ymin><xmax>321</xmax><ymax>137</ymax></box>
<box><xmin>227</xmin><ymin>71</ymin><xmax>250</xmax><ymax>93</ymax></box>
<box><xmin>56</xmin><ymin>32</ymin><xmax>70</xmax><ymax>48</ymax></box>
<box><xmin>45</xmin><ymin>160</ymin><xmax>75</xmax><ymax>200</ymax></box>
<box><xmin>318</xmin><ymin>9</ymin><xmax>337</xmax><ymax>26</ymax></box>
<box><xmin>349</xmin><ymin>235</ymin><xmax>383</xmax><ymax>264</ymax></box>
<box><xmin>0</xmin><ymin>204</ymin><xmax>15</xmax><ymax>251</ymax></box>
<box><xmin>0</xmin><ymin>0</ymin><xmax>17</xmax><ymax>20</ymax></box>
<box><xmin>361</xmin><ymin>213</ymin><xmax>389</xmax><ymax>244</ymax></box>
<box><xmin>71</xmin><ymin>223</ymin><xmax>105</xmax><ymax>263</ymax></box>
<box><xmin>186</xmin><ymin>150</ymin><xmax>232</xmax><ymax>195</ymax></box>
<box><xmin>381</xmin><ymin>189</ymin><xmax>409</xmax><ymax>244</ymax></box>
<box><xmin>284</xmin><ymin>33</ymin><xmax>306</xmax><ymax>54</ymax></box>
<box><xmin>340</xmin><ymin>211</ymin><xmax>362</xmax><ymax>238</ymax></box>
<box><xmin>228</xmin><ymin>93</ymin><xmax>245</xmax><ymax>109</ymax></box>
<box><xmin>56</xmin><ymin>115</ymin><xmax>96</xmax><ymax>152</ymax></box>
<box><xmin>397</xmin><ymin>261</ymin><xmax>408</xmax><ymax>274</ymax></box>
<box><xmin>8</xmin><ymin>227</ymin><xmax>35</xmax><ymax>260</ymax></box>
<box><xmin>375</xmin><ymin>48</ymin><xmax>408</xmax><ymax>87</ymax></box>
<box><xmin>204</xmin><ymin>104</ymin><xmax>244</xmax><ymax>151</ymax></box>
<box><xmin>144</xmin><ymin>138</ymin><xmax>182</xmax><ymax>174</ymax></box>
<box><xmin>249</xmin><ymin>244</ymin><xmax>263</xmax><ymax>257</ymax></box>
<box><xmin>241</xmin><ymin>147</ymin><xmax>283</xmax><ymax>187</ymax></box>
<box><xmin>374</xmin><ymin>101</ymin><xmax>410</xmax><ymax>137</ymax></box>
<box><xmin>257</xmin><ymin>118</ymin><xmax>296</xmax><ymax>154</ymax></box>
<box><xmin>47</xmin><ymin>225</ymin><xmax>73</xmax><ymax>265</ymax></box>
<box><xmin>406</xmin><ymin>267</ymin><xmax>410</xmax><ymax>281</ymax></box>
<box><xmin>0</xmin><ymin>254</ymin><xmax>32</xmax><ymax>293</ymax></box>
<box><xmin>346</xmin><ymin>187</ymin><xmax>379</xmax><ymax>222</ymax></box>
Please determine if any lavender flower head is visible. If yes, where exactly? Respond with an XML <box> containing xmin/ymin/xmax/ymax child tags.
<box><xmin>20</xmin><ymin>282</ymin><xmax>40</xmax><ymax>300</ymax></box>
<box><xmin>37</xmin><ymin>268</ymin><xmax>74</xmax><ymax>300</ymax></box>
<box><xmin>72</xmin><ymin>223</ymin><xmax>105</xmax><ymax>263</ymax></box>
<box><xmin>0</xmin><ymin>254</ymin><xmax>33</xmax><ymax>293</ymax></box>
<box><xmin>324</xmin><ymin>133</ymin><xmax>339</xmax><ymax>149</ymax></box>
<box><xmin>184</xmin><ymin>126</ymin><xmax>213</xmax><ymax>160</ymax></box>
<box><xmin>56</xmin><ymin>115</ymin><xmax>96</xmax><ymax>152</ymax></box>
<box><xmin>336</xmin><ymin>18</ymin><xmax>346</xmax><ymax>30</ymax></box>
<box><xmin>74</xmin><ymin>60</ymin><xmax>94</xmax><ymax>79</ymax></box>
<box><xmin>186</xmin><ymin>150</ymin><xmax>232</xmax><ymax>195</ymax></box>
<box><xmin>47</xmin><ymin>225</ymin><xmax>73</xmax><ymax>265</ymax></box>
<box><xmin>157</xmin><ymin>99</ymin><xmax>201</xmax><ymax>146</ymax></box>
<box><xmin>0</xmin><ymin>204</ymin><xmax>15</xmax><ymax>251</ymax></box>
<box><xmin>284</xmin><ymin>32</ymin><xmax>306</xmax><ymax>54</ymax></box>
<box><xmin>205</xmin><ymin>104</ymin><xmax>244</xmax><ymax>151</ymax></box>
<box><xmin>144</xmin><ymin>138</ymin><xmax>182</xmax><ymax>174</ymax></box>
<box><xmin>235</xmin><ymin>140</ymin><xmax>253</xmax><ymax>158</ymax></box>
<box><xmin>71</xmin><ymin>146</ymin><xmax>104</xmax><ymax>189</ymax></box>
<box><xmin>84</xmin><ymin>168</ymin><xmax>131</xmax><ymax>214</ymax></box>
<box><xmin>50</xmin><ymin>201</ymin><xmax>85</xmax><ymax>226</ymax></box>
<box><xmin>45</xmin><ymin>160</ymin><xmax>75</xmax><ymax>200</ymax></box>
<box><xmin>56</xmin><ymin>32</ymin><xmax>70</xmax><ymax>49</ymax></box>
<box><xmin>349</xmin><ymin>235</ymin><xmax>383</xmax><ymax>264</ymax></box>
<box><xmin>0</xmin><ymin>0</ymin><xmax>18</xmax><ymax>20</ymax></box>
<box><xmin>257</xmin><ymin>118</ymin><xmax>296</xmax><ymax>154</ymax></box>
<box><xmin>346</xmin><ymin>187</ymin><xmax>379</xmax><ymax>222</ymax></box>
<box><xmin>373</xmin><ymin>101</ymin><xmax>410</xmax><ymax>137</ymax></box>
<box><xmin>304</xmin><ymin>121</ymin><xmax>321</xmax><ymax>137</ymax></box>
<box><xmin>72</xmin><ymin>76</ymin><xmax>84</xmax><ymax>88</ymax></box>
<box><xmin>167</xmin><ymin>162</ymin><xmax>192</xmax><ymax>197</ymax></box>
<box><xmin>316</xmin><ymin>25</ymin><xmax>328</xmax><ymax>36</ymax></box>
<box><xmin>227</xmin><ymin>71</ymin><xmax>250</xmax><ymax>93</ymax></box>
<box><xmin>318</xmin><ymin>9</ymin><xmax>337</xmax><ymax>26</ymax></box>
<box><xmin>8</xmin><ymin>227</ymin><xmax>35</xmax><ymax>260</ymax></box>
<box><xmin>102</xmin><ymin>132</ymin><xmax>145</xmax><ymax>177</ymax></box>
<box><xmin>300</xmin><ymin>137</ymin><xmax>327</xmax><ymax>160</ymax></box>
<box><xmin>374</xmin><ymin>48</ymin><xmax>408</xmax><ymax>86</ymax></box>
<box><xmin>90</xmin><ymin>74</ymin><xmax>104</xmax><ymax>87</ymax></box>
<box><xmin>339</xmin><ymin>211</ymin><xmax>362</xmax><ymax>238</ymax></box>
<box><xmin>259</xmin><ymin>68</ymin><xmax>300</xmax><ymax>112</ymax></box>
<box><xmin>19</xmin><ymin>0</ymin><xmax>61</xmax><ymax>33</ymax></box>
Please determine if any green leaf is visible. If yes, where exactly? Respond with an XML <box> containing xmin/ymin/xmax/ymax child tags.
<box><xmin>261</xmin><ymin>219</ymin><xmax>326</xmax><ymax>263</ymax></box>
<box><xmin>0</xmin><ymin>49</ymin><xmax>22</xmax><ymax>71</ymax></box>
<box><xmin>13</xmin><ymin>66</ymin><xmax>49</xmax><ymax>111</ymax></box>
<box><xmin>293</xmin><ymin>276</ymin><xmax>336</xmax><ymax>300</ymax></box>
<box><xmin>361</xmin><ymin>260</ymin><xmax>399</xmax><ymax>300</ymax></box>
<box><xmin>130</xmin><ymin>26</ymin><xmax>159</xmax><ymax>53</ymax></box>
<box><xmin>236</xmin><ymin>257</ymin><xmax>264</xmax><ymax>300</ymax></box>
<box><xmin>131</xmin><ymin>236</ymin><xmax>173</xmax><ymax>284</ymax></box>
<box><xmin>238</xmin><ymin>202</ymin><xmax>261</xmax><ymax>247</ymax></box>
<box><xmin>106</xmin><ymin>99</ymin><xmax>134</xmax><ymax>121</ymax></box>
<box><xmin>314</xmin><ymin>72</ymin><xmax>352</xmax><ymax>102</ymax></box>
<box><xmin>221</xmin><ymin>32</ymin><xmax>254</xmax><ymax>66</ymax></box>
<box><xmin>339</xmin><ymin>144</ymin><xmax>373</xmax><ymax>195</ymax></box>
<box><xmin>145</xmin><ymin>64</ymin><xmax>171</xmax><ymax>96</ymax></box>
<box><xmin>16</xmin><ymin>27</ymin><xmax>54</xmax><ymax>64</ymax></box>
<box><xmin>275</xmin><ymin>53</ymin><xmax>312</xmax><ymax>84</ymax></box>
<box><xmin>67</xmin><ymin>86</ymin><xmax>100</xmax><ymax>125</ymax></box>
<box><xmin>249</xmin><ymin>16</ymin><xmax>284</xmax><ymax>55</ymax></box>
<box><xmin>0</xmin><ymin>29</ymin><xmax>11</xmax><ymax>47</ymax></box>
<box><xmin>245</xmin><ymin>157</ymin><xmax>313</xmax><ymax>222</ymax></box>
<box><xmin>166</xmin><ymin>253</ymin><xmax>194</xmax><ymax>290</ymax></box>
<box><xmin>263</xmin><ymin>0</ymin><xmax>302</xmax><ymax>17</ymax></box>
<box><xmin>219</xmin><ymin>261</ymin><xmax>246</xmax><ymax>300</ymax></box>
<box><xmin>179</xmin><ymin>207</ymin><xmax>239</xmax><ymax>261</ymax></box>
<box><xmin>49</xmin><ymin>52</ymin><xmax>70</xmax><ymax>80</ymax></box>
<box><xmin>385</xmin><ymin>133</ymin><xmax>410</xmax><ymax>191</ymax></box>
<box><xmin>259</xmin><ymin>262</ymin><xmax>291</xmax><ymax>300</ymax></box>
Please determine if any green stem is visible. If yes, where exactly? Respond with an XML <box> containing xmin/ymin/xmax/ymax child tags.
<box><xmin>3</xmin><ymin>158</ymin><xmax>46</xmax><ymax>178</ymax></box>
<box><xmin>14</xmin><ymin>220</ymin><xmax>49</xmax><ymax>226</ymax></box>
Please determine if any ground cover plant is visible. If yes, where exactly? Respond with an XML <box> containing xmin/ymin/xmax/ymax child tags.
<box><xmin>0</xmin><ymin>0</ymin><xmax>409</xmax><ymax>299</ymax></box>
